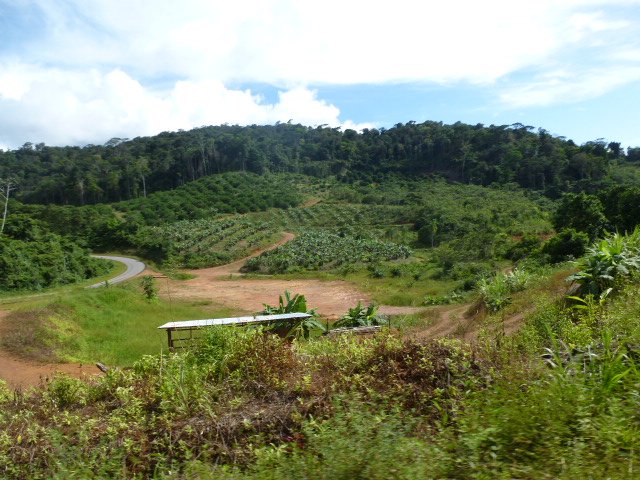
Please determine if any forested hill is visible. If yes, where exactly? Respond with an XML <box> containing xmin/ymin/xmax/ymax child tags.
<box><xmin>2</xmin><ymin>121</ymin><xmax>639</xmax><ymax>205</ymax></box>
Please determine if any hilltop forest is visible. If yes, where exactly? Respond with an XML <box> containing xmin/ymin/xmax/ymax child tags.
<box><xmin>2</xmin><ymin>121</ymin><xmax>639</xmax><ymax>206</ymax></box>
<box><xmin>2</xmin><ymin>121</ymin><xmax>640</xmax><ymax>478</ymax></box>
<box><xmin>2</xmin><ymin>121</ymin><xmax>640</xmax><ymax>286</ymax></box>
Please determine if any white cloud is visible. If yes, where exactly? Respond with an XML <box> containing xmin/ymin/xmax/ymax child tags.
<box><xmin>1</xmin><ymin>0</ymin><xmax>640</xmax><ymax>146</ymax></box>
<box><xmin>499</xmin><ymin>66</ymin><xmax>640</xmax><ymax>107</ymax></box>
<box><xmin>19</xmin><ymin>0</ymin><xmax>638</xmax><ymax>85</ymax></box>
<box><xmin>0</xmin><ymin>65</ymin><xmax>371</xmax><ymax>148</ymax></box>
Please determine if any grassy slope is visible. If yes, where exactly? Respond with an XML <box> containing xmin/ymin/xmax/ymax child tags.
<box><xmin>0</xmin><ymin>283</ymin><xmax>243</xmax><ymax>366</ymax></box>
<box><xmin>1</xmin><ymin>275</ymin><xmax>639</xmax><ymax>478</ymax></box>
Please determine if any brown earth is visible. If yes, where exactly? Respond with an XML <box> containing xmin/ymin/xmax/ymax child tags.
<box><xmin>0</xmin><ymin>310</ymin><xmax>99</xmax><ymax>390</ymax></box>
<box><xmin>0</xmin><ymin>231</ymin><xmax>534</xmax><ymax>389</ymax></box>
<box><xmin>164</xmin><ymin>232</ymin><xmax>428</xmax><ymax>319</ymax></box>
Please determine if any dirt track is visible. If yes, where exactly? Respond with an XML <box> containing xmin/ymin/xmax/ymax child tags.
<box><xmin>0</xmin><ymin>232</ymin><xmax>495</xmax><ymax>389</ymax></box>
<box><xmin>166</xmin><ymin>232</ymin><xmax>427</xmax><ymax>319</ymax></box>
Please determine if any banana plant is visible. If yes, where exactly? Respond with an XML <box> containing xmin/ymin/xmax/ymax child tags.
<box><xmin>568</xmin><ymin>230</ymin><xmax>640</xmax><ymax>297</ymax></box>
<box><xmin>333</xmin><ymin>302</ymin><xmax>387</xmax><ymax>328</ymax></box>
<box><xmin>261</xmin><ymin>290</ymin><xmax>326</xmax><ymax>339</ymax></box>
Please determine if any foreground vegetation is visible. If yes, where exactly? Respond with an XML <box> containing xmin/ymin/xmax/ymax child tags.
<box><xmin>0</xmin><ymin>229</ymin><xmax>638</xmax><ymax>478</ymax></box>
<box><xmin>2</xmin><ymin>274</ymin><xmax>640</xmax><ymax>478</ymax></box>
<box><xmin>2</xmin><ymin>121</ymin><xmax>640</xmax><ymax>478</ymax></box>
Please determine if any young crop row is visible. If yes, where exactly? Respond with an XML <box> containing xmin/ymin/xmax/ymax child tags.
<box><xmin>242</xmin><ymin>230</ymin><xmax>411</xmax><ymax>273</ymax></box>
<box><xmin>141</xmin><ymin>216</ymin><xmax>277</xmax><ymax>268</ymax></box>
<box><xmin>117</xmin><ymin>172</ymin><xmax>301</xmax><ymax>225</ymax></box>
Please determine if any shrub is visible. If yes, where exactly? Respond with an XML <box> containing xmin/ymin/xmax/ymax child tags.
<box><xmin>568</xmin><ymin>229</ymin><xmax>640</xmax><ymax>297</ymax></box>
<box><xmin>333</xmin><ymin>302</ymin><xmax>387</xmax><ymax>328</ymax></box>
<box><xmin>541</xmin><ymin>228</ymin><xmax>589</xmax><ymax>263</ymax></box>
<box><xmin>261</xmin><ymin>291</ymin><xmax>326</xmax><ymax>339</ymax></box>
<box><xmin>477</xmin><ymin>268</ymin><xmax>531</xmax><ymax>312</ymax></box>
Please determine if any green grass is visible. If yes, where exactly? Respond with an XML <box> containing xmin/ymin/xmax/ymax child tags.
<box><xmin>0</xmin><ymin>284</ymin><xmax>243</xmax><ymax>366</ymax></box>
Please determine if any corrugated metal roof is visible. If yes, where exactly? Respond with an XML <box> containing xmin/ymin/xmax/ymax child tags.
<box><xmin>158</xmin><ymin>312</ymin><xmax>312</xmax><ymax>330</ymax></box>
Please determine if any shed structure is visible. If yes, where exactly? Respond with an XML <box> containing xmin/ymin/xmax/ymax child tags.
<box><xmin>158</xmin><ymin>313</ymin><xmax>312</xmax><ymax>351</ymax></box>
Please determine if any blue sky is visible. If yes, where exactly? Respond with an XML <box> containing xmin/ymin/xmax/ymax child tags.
<box><xmin>1</xmin><ymin>0</ymin><xmax>639</xmax><ymax>150</ymax></box>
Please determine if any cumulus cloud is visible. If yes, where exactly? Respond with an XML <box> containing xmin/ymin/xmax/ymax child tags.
<box><xmin>1</xmin><ymin>0</ymin><xmax>640</xmax><ymax>146</ymax></box>
<box><xmin>18</xmin><ymin>0</ymin><xmax>636</xmax><ymax>85</ymax></box>
<box><xmin>0</xmin><ymin>65</ymin><xmax>371</xmax><ymax>147</ymax></box>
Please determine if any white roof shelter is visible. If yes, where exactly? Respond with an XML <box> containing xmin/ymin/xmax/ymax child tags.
<box><xmin>158</xmin><ymin>313</ymin><xmax>312</xmax><ymax>350</ymax></box>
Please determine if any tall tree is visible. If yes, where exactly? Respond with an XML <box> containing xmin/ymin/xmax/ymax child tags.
<box><xmin>0</xmin><ymin>177</ymin><xmax>17</xmax><ymax>235</ymax></box>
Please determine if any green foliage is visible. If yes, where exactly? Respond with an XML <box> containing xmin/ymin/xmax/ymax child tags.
<box><xmin>333</xmin><ymin>302</ymin><xmax>387</xmax><ymax>328</ymax></box>
<box><xmin>553</xmin><ymin>192</ymin><xmax>607</xmax><ymax>239</ymax></box>
<box><xmin>477</xmin><ymin>268</ymin><xmax>531</xmax><ymax>312</ymax></box>
<box><xmin>135</xmin><ymin>216</ymin><xmax>278</xmax><ymax>267</ymax></box>
<box><xmin>261</xmin><ymin>291</ymin><xmax>326</xmax><ymax>339</ymax></box>
<box><xmin>140</xmin><ymin>275</ymin><xmax>158</xmax><ymax>302</ymax></box>
<box><xmin>117</xmin><ymin>172</ymin><xmax>300</xmax><ymax>225</ymax></box>
<box><xmin>423</xmin><ymin>291</ymin><xmax>463</xmax><ymax>306</ymax></box>
<box><xmin>404</xmin><ymin>180</ymin><xmax>551</xmax><ymax>248</ymax></box>
<box><xmin>1</xmin><ymin>122</ymin><xmax>625</xmax><ymax>207</ymax></box>
<box><xmin>5</xmin><ymin>279</ymin><xmax>640</xmax><ymax>478</ymax></box>
<box><xmin>243</xmin><ymin>231</ymin><xmax>411</xmax><ymax>274</ymax></box>
<box><xmin>0</xmin><ymin>231</ymin><xmax>109</xmax><ymax>291</ymax></box>
<box><xmin>598</xmin><ymin>184</ymin><xmax>640</xmax><ymax>233</ymax></box>
<box><xmin>504</xmin><ymin>233</ymin><xmax>543</xmax><ymax>261</ymax></box>
<box><xmin>0</xmin><ymin>329</ymin><xmax>487</xmax><ymax>479</ymax></box>
<box><xmin>541</xmin><ymin>228</ymin><xmax>589</xmax><ymax>263</ymax></box>
<box><xmin>568</xmin><ymin>229</ymin><xmax>640</xmax><ymax>297</ymax></box>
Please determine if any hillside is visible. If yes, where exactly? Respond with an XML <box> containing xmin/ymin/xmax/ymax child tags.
<box><xmin>2</xmin><ymin>122</ymin><xmax>638</xmax><ymax>206</ymax></box>
<box><xmin>1</xmin><ymin>122</ymin><xmax>640</xmax><ymax>478</ymax></box>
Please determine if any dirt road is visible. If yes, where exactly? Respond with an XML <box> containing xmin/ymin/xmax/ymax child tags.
<box><xmin>166</xmin><ymin>232</ymin><xmax>427</xmax><ymax>319</ymax></box>
<box><xmin>0</xmin><ymin>232</ymin><xmax>490</xmax><ymax>389</ymax></box>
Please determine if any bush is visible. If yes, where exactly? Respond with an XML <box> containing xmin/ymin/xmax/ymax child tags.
<box><xmin>568</xmin><ymin>229</ymin><xmax>640</xmax><ymax>297</ymax></box>
<box><xmin>477</xmin><ymin>268</ymin><xmax>531</xmax><ymax>312</ymax></box>
<box><xmin>541</xmin><ymin>228</ymin><xmax>589</xmax><ymax>263</ymax></box>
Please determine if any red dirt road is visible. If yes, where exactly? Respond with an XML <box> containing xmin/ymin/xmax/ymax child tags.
<box><xmin>1</xmin><ymin>232</ymin><xmax>502</xmax><ymax>389</ymax></box>
<box><xmin>167</xmin><ymin>232</ymin><xmax>426</xmax><ymax>319</ymax></box>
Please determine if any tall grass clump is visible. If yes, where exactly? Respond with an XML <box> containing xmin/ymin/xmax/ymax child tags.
<box><xmin>477</xmin><ymin>268</ymin><xmax>531</xmax><ymax>312</ymax></box>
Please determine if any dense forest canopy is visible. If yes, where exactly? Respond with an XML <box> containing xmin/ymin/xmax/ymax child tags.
<box><xmin>1</xmin><ymin>121</ymin><xmax>636</xmax><ymax>205</ymax></box>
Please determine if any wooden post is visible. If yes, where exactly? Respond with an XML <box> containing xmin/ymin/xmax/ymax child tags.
<box><xmin>167</xmin><ymin>328</ymin><xmax>173</xmax><ymax>351</ymax></box>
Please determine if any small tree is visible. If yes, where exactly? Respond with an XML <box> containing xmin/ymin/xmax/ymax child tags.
<box><xmin>140</xmin><ymin>275</ymin><xmax>159</xmax><ymax>301</ymax></box>
<box><xmin>553</xmin><ymin>192</ymin><xmax>607</xmax><ymax>240</ymax></box>
<box><xmin>0</xmin><ymin>177</ymin><xmax>17</xmax><ymax>235</ymax></box>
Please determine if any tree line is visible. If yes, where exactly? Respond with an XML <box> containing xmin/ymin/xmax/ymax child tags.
<box><xmin>1</xmin><ymin>121</ymin><xmax>637</xmax><ymax>205</ymax></box>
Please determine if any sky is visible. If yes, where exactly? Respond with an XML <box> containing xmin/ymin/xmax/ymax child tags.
<box><xmin>1</xmin><ymin>0</ymin><xmax>639</xmax><ymax>151</ymax></box>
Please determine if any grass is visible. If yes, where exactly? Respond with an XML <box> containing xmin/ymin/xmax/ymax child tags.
<box><xmin>0</xmin><ymin>284</ymin><xmax>243</xmax><ymax>366</ymax></box>
<box><xmin>2</xmin><ymin>264</ymin><xmax>640</xmax><ymax>477</ymax></box>
<box><xmin>345</xmin><ymin>269</ymin><xmax>459</xmax><ymax>306</ymax></box>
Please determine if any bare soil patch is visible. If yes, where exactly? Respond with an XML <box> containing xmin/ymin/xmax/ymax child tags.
<box><xmin>0</xmin><ymin>310</ymin><xmax>98</xmax><ymax>389</ymax></box>
<box><xmin>166</xmin><ymin>232</ymin><xmax>428</xmax><ymax>319</ymax></box>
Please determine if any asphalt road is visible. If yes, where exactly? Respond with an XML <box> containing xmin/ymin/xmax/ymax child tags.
<box><xmin>88</xmin><ymin>255</ymin><xmax>146</xmax><ymax>288</ymax></box>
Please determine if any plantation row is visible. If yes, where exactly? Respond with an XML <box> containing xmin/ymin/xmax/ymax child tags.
<box><xmin>242</xmin><ymin>231</ymin><xmax>412</xmax><ymax>273</ymax></box>
<box><xmin>137</xmin><ymin>217</ymin><xmax>278</xmax><ymax>268</ymax></box>
<box><xmin>116</xmin><ymin>172</ymin><xmax>301</xmax><ymax>225</ymax></box>
<box><xmin>258</xmin><ymin>202</ymin><xmax>410</xmax><ymax>229</ymax></box>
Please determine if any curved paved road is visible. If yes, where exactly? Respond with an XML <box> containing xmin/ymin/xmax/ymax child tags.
<box><xmin>88</xmin><ymin>255</ymin><xmax>146</xmax><ymax>288</ymax></box>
